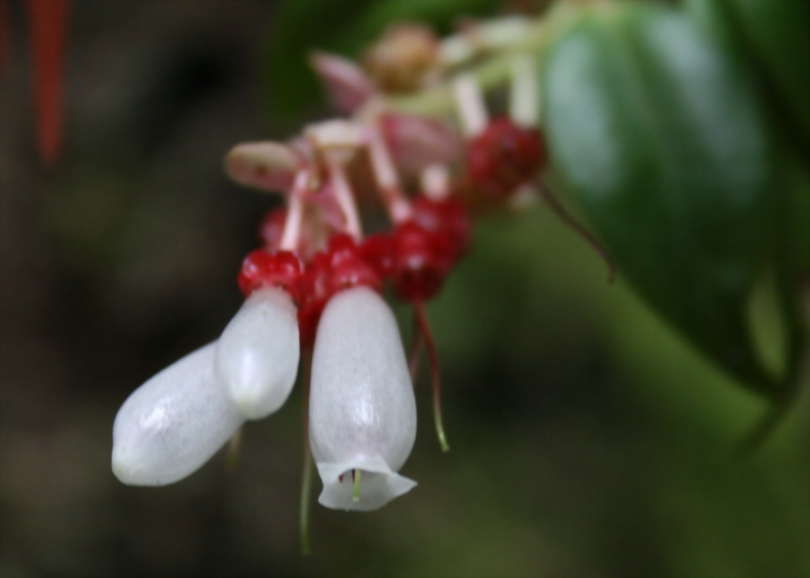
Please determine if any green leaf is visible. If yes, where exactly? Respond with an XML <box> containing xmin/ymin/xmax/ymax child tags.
<box><xmin>265</xmin><ymin>0</ymin><xmax>503</xmax><ymax>118</ymax></box>
<box><xmin>725</xmin><ymin>0</ymin><xmax>810</xmax><ymax>142</ymax></box>
<box><xmin>687</xmin><ymin>0</ymin><xmax>810</xmax><ymax>403</ymax></box>
<box><xmin>542</xmin><ymin>3</ymin><xmax>777</xmax><ymax>395</ymax></box>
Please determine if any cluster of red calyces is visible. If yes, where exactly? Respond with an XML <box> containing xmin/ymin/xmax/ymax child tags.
<box><xmin>389</xmin><ymin>196</ymin><xmax>471</xmax><ymax>301</ymax></box>
<box><xmin>465</xmin><ymin>117</ymin><xmax>547</xmax><ymax>198</ymax></box>
<box><xmin>358</xmin><ymin>196</ymin><xmax>471</xmax><ymax>302</ymax></box>
<box><xmin>237</xmin><ymin>196</ymin><xmax>471</xmax><ymax>349</ymax></box>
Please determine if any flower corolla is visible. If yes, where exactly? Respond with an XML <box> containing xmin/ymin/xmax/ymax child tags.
<box><xmin>216</xmin><ymin>286</ymin><xmax>299</xmax><ymax>419</ymax></box>
<box><xmin>309</xmin><ymin>287</ymin><xmax>417</xmax><ymax>511</ymax></box>
<box><xmin>112</xmin><ymin>343</ymin><xmax>244</xmax><ymax>486</ymax></box>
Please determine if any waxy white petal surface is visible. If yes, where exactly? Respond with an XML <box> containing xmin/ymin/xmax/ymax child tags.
<box><xmin>309</xmin><ymin>287</ymin><xmax>417</xmax><ymax>511</ymax></box>
<box><xmin>112</xmin><ymin>343</ymin><xmax>243</xmax><ymax>486</ymax></box>
<box><xmin>216</xmin><ymin>287</ymin><xmax>299</xmax><ymax>419</ymax></box>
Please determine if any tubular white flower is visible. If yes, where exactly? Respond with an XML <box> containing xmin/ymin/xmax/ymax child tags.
<box><xmin>215</xmin><ymin>287</ymin><xmax>300</xmax><ymax>419</ymax></box>
<box><xmin>112</xmin><ymin>343</ymin><xmax>243</xmax><ymax>486</ymax></box>
<box><xmin>309</xmin><ymin>287</ymin><xmax>417</xmax><ymax>512</ymax></box>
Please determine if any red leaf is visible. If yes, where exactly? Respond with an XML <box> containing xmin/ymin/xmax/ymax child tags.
<box><xmin>0</xmin><ymin>0</ymin><xmax>9</xmax><ymax>73</ymax></box>
<box><xmin>27</xmin><ymin>0</ymin><xmax>68</xmax><ymax>167</ymax></box>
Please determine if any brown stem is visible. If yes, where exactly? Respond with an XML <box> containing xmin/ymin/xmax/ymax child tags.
<box><xmin>537</xmin><ymin>179</ymin><xmax>616</xmax><ymax>283</ymax></box>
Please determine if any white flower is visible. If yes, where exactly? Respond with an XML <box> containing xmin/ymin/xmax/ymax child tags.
<box><xmin>309</xmin><ymin>287</ymin><xmax>417</xmax><ymax>511</ymax></box>
<box><xmin>112</xmin><ymin>343</ymin><xmax>243</xmax><ymax>486</ymax></box>
<box><xmin>215</xmin><ymin>287</ymin><xmax>300</xmax><ymax>419</ymax></box>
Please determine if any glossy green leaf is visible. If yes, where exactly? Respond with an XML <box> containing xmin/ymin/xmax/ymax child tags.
<box><xmin>265</xmin><ymin>0</ymin><xmax>503</xmax><ymax>117</ymax></box>
<box><xmin>543</xmin><ymin>3</ymin><xmax>777</xmax><ymax>395</ymax></box>
<box><xmin>687</xmin><ymin>0</ymin><xmax>809</xmax><ymax>399</ymax></box>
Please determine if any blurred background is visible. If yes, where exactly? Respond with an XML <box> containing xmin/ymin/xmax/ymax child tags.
<box><xmin>0</xmin><ymin>1</ymin><xmax>808</xmax><ymax>577</ymax></box>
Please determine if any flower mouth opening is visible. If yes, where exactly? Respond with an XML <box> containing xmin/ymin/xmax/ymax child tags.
<box><xmin>337</xmin><ymin>469</ymin><xmax>363</xmax><ymax>502</ymax></box>
<box><xmin>315</xmin><ymin>456</ymin><xmax>417</xmax><ymax>512</ymax></box>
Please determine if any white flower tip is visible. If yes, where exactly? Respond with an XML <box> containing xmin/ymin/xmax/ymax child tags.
<box><xmin>111</xmin><ymin>443</ymin><xmax>161</xmax><ymax>486</ymax></box>
<box><xmin>111</xmin><ymin>343</ymin><xmax>243</xmax><ymax>486</ymax></box>
<box><xmin>316</xmin><ymin>456</ymin><xmax>417</xmax><ymax>512</ymax></box>
<box><xmin>111</xmin><ymin>444</ymin><xmax>143</xmax><ymax>486</ymax></box>
<box><xmin>216</xmin><ymin>288</ymin><xmax>300</xmax><ymax>420</ymax></box>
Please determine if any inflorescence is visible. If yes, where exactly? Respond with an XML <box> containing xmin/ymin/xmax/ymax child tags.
<box><xmin>111</xmin><ymin>15</ymin><xmax>609</xmax><ymax>551</ymax></box>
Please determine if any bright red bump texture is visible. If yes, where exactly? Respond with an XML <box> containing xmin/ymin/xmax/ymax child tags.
<box><xmin>238</xmin><ymin>250</ymin><xmax>303</xmax><ymax>301</ymax></box>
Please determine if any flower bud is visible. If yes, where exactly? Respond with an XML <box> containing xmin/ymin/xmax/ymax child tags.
<box><xmin>112</xmin><ymin>343</ymin><xmax>243</xmax><ymax>486</ymax></box>
<box><xmin>363</xmin><ymin>23</ymin><xmax>440</xmax><ymax>93</ymax></box>
<box><xmin>309</xmin><ymin>287</ymin><xmax>417</xmax><ymax>511</ymax></box>
<box><xmin>224</xmin><ymin>141</ymin><xmax>299</xmax><ymax>193</ymax></box>
<box><xmin>310</xmin><ymin>51</ymin><xmax>376</xmax><ymax>114</ymax></box>
<box><xmin>216</xmin><ymin>287</ymin><xmax>300</xmax><ymax>419</ymax></box>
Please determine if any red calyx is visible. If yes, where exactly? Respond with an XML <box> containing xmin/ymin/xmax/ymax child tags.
<box><xmin>297</xmin><ymin>234</ymin><xmax>382</xmax><ymax>349</ymax></box>
<box><xmin>359</xmin><ymin>233</ymin><xmax>396</xmax><ymax>279</ymax></box>
<box><xmin>410</xmin><ymin>196</ymin><xmax>471</xmax><ymax>263</ymax></box>
<box><xmin>465</xmin><ymin>117</ymin><xmax>546</xmax><ymax>198</ymax></box>
<box><xmin>326</xmin><ymin>234</ymin><xmax>382</xmax><ymax>293</ymax></box>
<box><xmin>391</xmin><ymin>222</ymin><xmax>448</xmax><ymax>302</ymax></box>
<box><xmin>238</xmin><ymin>249</ymin><xmax>303</xmax><ymax>301</ymax></box>
<box><xmin>297</xmin><ymin>252</ymin><xmax>331</xmax><ymax>350</ymax></box>
<box><xmin>388</xmin><ymin>195</ymin><xmax>472</xmax><ymax>302</ymax></box>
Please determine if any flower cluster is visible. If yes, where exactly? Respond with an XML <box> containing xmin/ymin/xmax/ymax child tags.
<box><xmin>112</xmin><ymin>16</ymin><xmax>612</xmax><ymax>546</ymax></box>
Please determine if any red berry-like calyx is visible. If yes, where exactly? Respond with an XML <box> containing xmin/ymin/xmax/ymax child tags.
<box><xmin>386</xmin><ymin>196</ymin><xmax>472</xmax><ymax>303</ymax></box>
<box><xmin>359</xmin><ymin>233</ymin><xmax>396</xmax><ymax>279</ymax></box>
<box><xmin>391</xmin><ymin>222</ymin><xmax>449</xmax><ymax>302</ymax></box>
<box><xmin>297</xmin><ymin>234</ymin><xmax>383</xmax><ymax>349</ymax></box>
<box><xmin>410</xmin><ymin>196</ymin><xmax>471</xmax><ymax>263</ymax></box>
<box><xmin>297</xmin><ymin>251</ymin><xmax>331</xmax><ymax>349</ymax></box>
<box><xmin>238</xmin><ymin>249</ymin><xmax>303</xmax><ymax>301</ymax></box>
<box><xmin>466</xmin><ymin>117</ymin><xmax>546</xmax><ymax>198</ymax></box>
<box><xmin>326</xmin><ymin>234</ymin><xmax>382</xmax><ymax>293</ymax></box>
